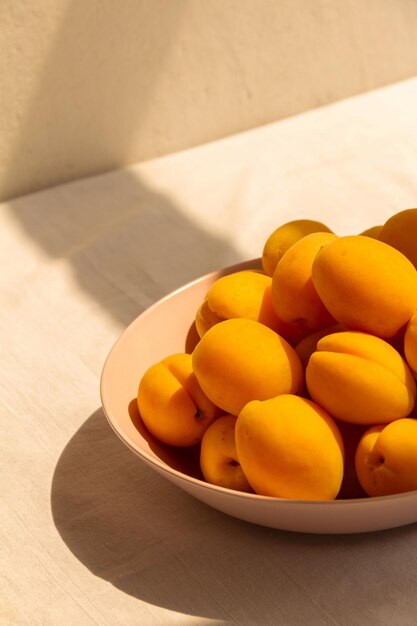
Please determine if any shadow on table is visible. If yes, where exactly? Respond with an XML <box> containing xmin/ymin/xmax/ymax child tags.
<box><xmin>51</xmin><ymin>409</ymin><xmax>417</xmax><ymax>624</ymax></box>
<box><xmin>8</xmin><ymin>169</ymin><xmax>244</xmax><ymax>328</ymax></box>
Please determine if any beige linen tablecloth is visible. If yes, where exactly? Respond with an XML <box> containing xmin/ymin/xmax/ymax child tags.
<box><xmin>2</xmin><ymin>78</ymin><xmax>417</xmax><ymax>625</ymax></box>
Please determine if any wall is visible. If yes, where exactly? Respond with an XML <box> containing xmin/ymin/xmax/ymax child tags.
<box><xmin>2</xmin><ymin>0</ymin><xmax>417</xmax><ymax>201</ymax></box>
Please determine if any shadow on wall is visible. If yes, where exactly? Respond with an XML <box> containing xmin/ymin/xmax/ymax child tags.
<box><xmin>8</xmin><ymin>169</ymin><xmax>243</xmax><ymax>328</ymax></box>
<box><xmin>1</xmin><ymin>0</ymin><xmax>186</xmax><ymax>201</ymax></box>
<box><xmin>51</xmin><ymin>409</ymin><xmax>417</xmax><ymax>622</ymax></box>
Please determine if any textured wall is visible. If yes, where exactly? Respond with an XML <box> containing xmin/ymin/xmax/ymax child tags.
<box><xmin>2</xmin><ymin>0</ymin><xmax>417</xmax><ymax>201</ymax></box>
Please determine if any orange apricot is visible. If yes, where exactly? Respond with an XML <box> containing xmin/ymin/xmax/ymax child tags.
<box><xmin>192</xmin><ymin>318</ymin><xmax>303</xmax><ymax>416</ymax></box>
<box><xmin>235</xmin><ymin>394</ymin><xmax>344</xmax><ymax>500</ymax></box>
<box><xmin>271</xmin><ymin>232</ymin><xmax>338</xmax><ymax>332</ymax></box>
<box><xmin>312</xmin><ymin>235</ymin><xmax>417</xmax><ymax>338</ymax></box>
<box><xmin>262</xmin><ymin>219</ymin><xmax>333</xmax><ymax>277</ymax></box>
<box><xmin>306</xmin><ymin>331</ymin><xmax>416</xmax><ymax>425</ymax></box>
<box><xmin>355</xmin><ymin>419</ymin><xmax>417</xmax><ymax>497</ymax></box>
<box><xmin>138</xmin><ymin>353</ymin><xmax>221</xmax><ymax>446</ymax></box>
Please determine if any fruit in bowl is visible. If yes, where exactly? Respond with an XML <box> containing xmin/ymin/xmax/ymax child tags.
<box><xmin>137</xmin><ymin>353</ymin><xmax>222</xmax><ymax>447</ymax></box>
<box><xmin>306</xmin><ymin>331</ymin><xmax>416</xmax><ymax>425</ymax></box>
<box><xmin>311</xmin><ymin>235</ymin><xmax>417</xmax><ymax>338</ymax></box>
<box><xmin>271</xmin><ymin>231</ymin><xmax>338</xmax><ymax>332</ymax></box>
<box><xmin>192</xmin><ymin>318</ymin><xmax>304</xmax><ymax>416</ymax></box>
<box><xmin>355</xmin><ymin>419</ymin><xmax>417</xmax><ymax>497</ymax></box>
<box><xmin>235</xmin><ymin>394</ymin><xmax>344</xmax><ymax>500</ymax></box>
<box><xmin>200</xmin><ymin>413</ymin><xmax>253</xmax><ymax>493</ymax></box>
<box><xmin>101</xmin><ymin>211</ymin><xmax>417</xmax><ymax>534</ymax></box>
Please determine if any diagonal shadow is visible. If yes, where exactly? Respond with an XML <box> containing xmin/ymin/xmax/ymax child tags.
<box><xmin>8</xmin><ymin>169</ymin><xmax>244</xmax><ymax>327</ymax></box>
<box><xmin>51</xmin><ymin>409</ymin><xmax>417</xmax><ymax>624</ymax></box>
<box><xmin>0</xmin><ymin>0</ymin><xmax>188</xmax><ymax>201</ymax></box>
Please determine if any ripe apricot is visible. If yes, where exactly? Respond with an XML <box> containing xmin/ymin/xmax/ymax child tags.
<box><xmin>235</xmin><ymin>394</ymin><xmax>344</xmax><ymax>500</ymax></box>
<box><xmin>262</xmin><ymin>219</ymin><xmax>333</xmax><ymax>277</ymax></box>
<box><xmin>312</xmin><ymin>235</ymin><xmax>417</xmax><ymax>338</ymax></box>
<box><xmin>196</xmin><ymin>270</ymin><xmax>305</xmax><ymax>344</ymax></box>
<box><xmin>271</xmin><ymin>232</ymin><xmax>337</xmax><ymax>332</ymax></box>
<box><xmin>378</xmin><ymin>208</ymin><xmax>417</xmax><ymax>269</ymax></box>
<box><xmin>206</xmin><ymin>271</ymin><xmax>270</xmax><ymax>321</ymax></box>
<box><xmin>200</xmin><ymin>414</ymin><xmax>252</xmax><ymax>492</ymax></box>
<box><xmin>192</xmin><ymin>318</ymin><xmax>303</xmax><ymax>416</ymax></box>
<box><xmin>137</xmin><ymin>353</ymin><xmax>221</xmax><ymax>446</ymax></box>
<box><xmin>355</xmin><ymin>419</ymin><xmax>417</xmax><ymax>497</ymax></box>
<box><xmin>306</xmin><ymin>331</ymin><xmax>416</xmax><ymax>425</ymax></box>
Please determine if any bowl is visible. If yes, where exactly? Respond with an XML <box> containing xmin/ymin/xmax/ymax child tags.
<box><xmin>100</xmin><ymin>259</ymin><xmax>417</xmax><ymax>534</ymax></box>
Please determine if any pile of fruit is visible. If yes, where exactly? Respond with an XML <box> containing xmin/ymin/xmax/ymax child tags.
<box><xmin>137</xmin><ymin>209</ymin><xmax>417</xmax><ymax>501</ymax></box>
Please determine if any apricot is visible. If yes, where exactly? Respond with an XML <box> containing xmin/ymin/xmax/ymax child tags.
<box><xmin>200</xmin><ymin>414</ymin><xmax>252</xmax><ymax>492</ymax></box>
<box><xmin>137</xmin><ymin>353</ymin><xmax>221</xmax><ymax>447</ymax></box>
<box><xmin>196</xmin><ymin>270</ymin><xmax>305</xmax><ymax>344</ymax></box>
<box><xmin>206</xmin><ymin>271</ymin><xmax>270</xmax><ymax>322</ymax></box>
<box><xmin>378</xmin><ymin>208</ymin><xmax>417</xmax><ymax>269</ymax></box>
<box><xmin>312</xmin><ymin>235</ymin><xmax>417</xmax><ymax>338</ymax></box>
<box><xmin>359</xmin><ymin>225</ymin><xmax>382</xmax><ymax>238</ymax></box>
<box><xmin>404</xmin><ymin>311</ymin><xmax>417</xmax><ymax>377</ymax></box>
<box><xmin>262</xmin><ymin>219</ymin><xmax>333</xmax><ymax>277</ymax></box>
<box><xmin>306</xmin><ymin>331</ymin><xmax>416</xmax><ymax>425</ymax></box>
<box><xmin>235</xmin><ymin>394</ymin><xmax>344</xmax><ymax>500</ymax></box>
<box><xmin>271</xmin><ymin>232</ymin><xmax>338</xmax><ymax>332</ymax></box>
<box><xmin>192</xmin><ymin>318</ymin><xmax>304</xmax><ymax>416</ymax></box>
<box><xmin>355</xmin><ymin>419</ymin><xmax>417</xmax><ymax>497</ymax></box>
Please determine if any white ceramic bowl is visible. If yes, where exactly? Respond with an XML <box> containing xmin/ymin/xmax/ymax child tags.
<box><xmin>100</xmin><ymin>259</ymin><xmax>417</xmax><ymax>534</ymax></box>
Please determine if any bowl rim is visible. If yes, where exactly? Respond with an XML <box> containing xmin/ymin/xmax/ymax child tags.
<box><xmin>100</xmin><ymin>259</ymin><xmax>417</xmax><ymax>508</ymax></box>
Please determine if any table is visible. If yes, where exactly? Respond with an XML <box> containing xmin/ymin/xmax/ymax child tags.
<box><xmin>2</xmin><ymin>77</ymin><xmax>417</xmax><ymax>625</ymax></box>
